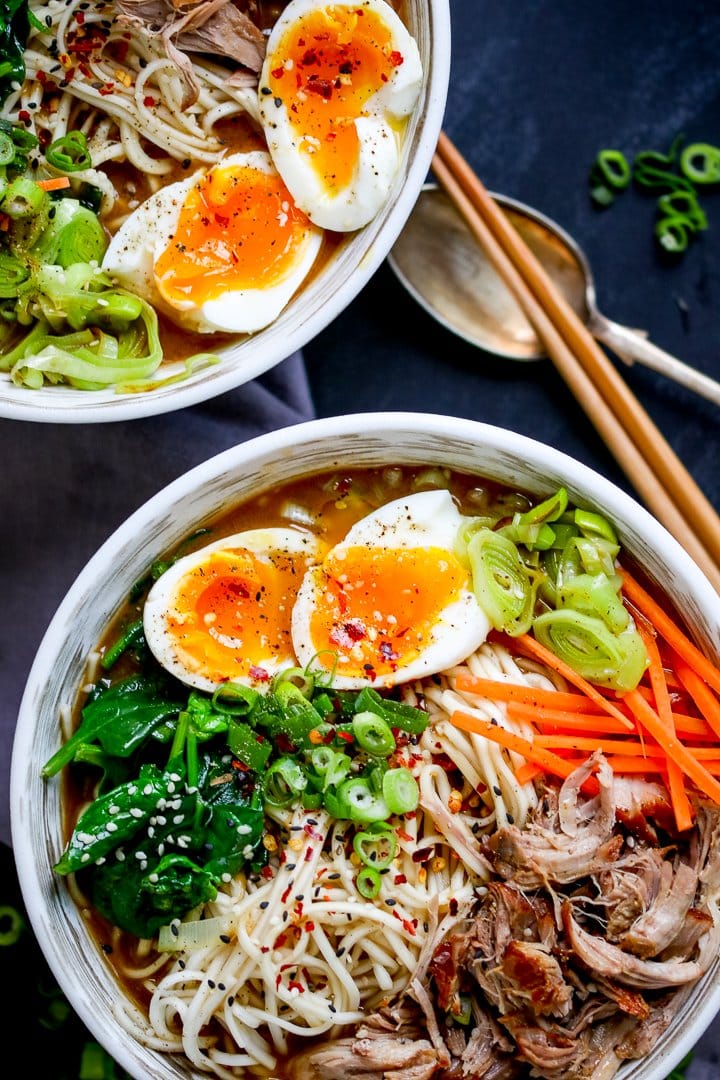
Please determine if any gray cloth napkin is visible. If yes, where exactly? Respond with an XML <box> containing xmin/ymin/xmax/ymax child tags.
<box><xmin>0</xmin><ymin>351</ymin><xmax>315</xmax><ymax>845</ymax></box>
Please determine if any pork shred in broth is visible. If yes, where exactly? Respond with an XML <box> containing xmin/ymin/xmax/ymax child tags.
<box><xmin>60</xmin><ymin>466</ymin><xmax>720</xmax><ymax>1080</ymax></box>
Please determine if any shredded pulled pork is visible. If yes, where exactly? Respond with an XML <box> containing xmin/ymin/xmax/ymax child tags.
<box><xmin>114</xmin><ymin>0</ymin><xmax>269</xmax><ymax>107</ymax></box>
<box><xmin>293</xmin><ymin>754</ymin><xmax>720</xmax><ymax>1080</ymax></box>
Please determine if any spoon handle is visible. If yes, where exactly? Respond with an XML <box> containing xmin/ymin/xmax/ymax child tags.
<box><xmin>590</xmin><ymin>315</ymin><xmax>720</xmax><ymax>407</ymax></box>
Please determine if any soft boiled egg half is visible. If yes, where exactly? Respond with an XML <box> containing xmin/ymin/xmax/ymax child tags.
<box><xmin>258</xmin><ymin>0</ymin><xmax>423</xmax><ymax>231</ymax></box>
<box><xmin>142</xmin><ymin>528</ymin><xmax>325</xmax><ymax>693</ymax></box>
<box><xmin>291</xmin><ymin>490</ymin><xmax>491</xmax><ymax>689</ymax></box>
<box><xmin>101</xmin><ymin>151</ymin><xmax>324</xmax><ymax>334</ymax></box>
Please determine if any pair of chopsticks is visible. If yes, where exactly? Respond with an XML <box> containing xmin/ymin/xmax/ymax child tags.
<box><xmin>432</xmin><ymin>131</ymin><xmax>720</xmax><ymax>594</ymax></box>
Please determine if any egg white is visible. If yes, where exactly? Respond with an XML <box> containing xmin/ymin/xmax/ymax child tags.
<box><xmin>258</xmin><ymin>0</ymin><xmax>423</xmax><ymax>231</ymax></box>
<box><xmin>143</xmin><ymin>528</ymin><xmax>325</xmax><ymax>693</ymax></box>
<box><xmin>101</xmin><ymin>151</ymin><xmax>324</xmax><ymax>334</ymax></box>
<box><xmin>291</xmin><ymin>490</ymin><xmax>491</xmax><ymax>689</ymax></box>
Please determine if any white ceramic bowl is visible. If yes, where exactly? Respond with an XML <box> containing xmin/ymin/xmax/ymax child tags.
<box><xmin>11</xmin><ymin>412</ymin><xmax>720</xmax><ymax>1078</ymax></box>
<box><xmin>0</xmin><ymin>3</ymin><xmax>450</xmax><ymax>425</ymax></box>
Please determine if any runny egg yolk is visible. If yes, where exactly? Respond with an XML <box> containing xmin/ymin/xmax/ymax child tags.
<box><xmin>265</xmin><ymin>5</ymin><xmax>406</xmax><ymax>194</ymax></box>
<box><xmin>165</xmin><ymin>548</ymin><xmax>306</xmax><ymax>683</ymax></box>
<box><xmin>154</xmin><ymin>163</ymin><xmax>315</xmax><ymax>305</ymax></box>
<box><xmin>309</xmin><ymin>545</ymin><xmax>468</xmax><ymax>680</ymax></box>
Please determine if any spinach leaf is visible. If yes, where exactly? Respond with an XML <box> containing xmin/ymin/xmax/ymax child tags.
<box><xmin>0</xmin><ymin>1</ymin><xmax>33</xmax><ymax>106</ymax></box>
<box><xmin>89</xmin><ymin>853</ymin><xmax>217</xmax><ymax>939</ymax></box>
<box><xmin>54</xmin><ymin>763</ymin><xmax>178</xmax><ymax>873</ymax></box>
<box><xmin>57</xmin><ymin>748</ymin><xmax>264</xmax><ymax>937</ymax></box>
<box><xmin>42</xmin><ymin>675</ymin><xmax>183</xmax><ymax>777</ymax></box>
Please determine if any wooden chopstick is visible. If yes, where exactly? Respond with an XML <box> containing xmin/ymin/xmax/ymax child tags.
<box><xmin>431</xmin><ymin>132</ymin><xmax>720</xmax><ymax>593</ymax></box>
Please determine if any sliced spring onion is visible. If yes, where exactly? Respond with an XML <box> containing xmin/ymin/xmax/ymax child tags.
<box><xmin>679</xmin><ymin>142</ymin><xmax>720</xmax><ymax>185</ymax></box>
<box><xmin>45</xmin><ymin>130</ymin><xmax>92</xmax><ymax>173</ymax></box>
<box><xmin>595</xmin><ymin>149</ymin><xmax>632</xmax><ymax>190</ymax></box>
<box><xmin>0</xmin><ymin>176</ymin><xmax>48</xmax><ymax>219</ymax></box>
<box><xmin>157</xmin><ymin>915</ymin><xmax>230</xmax><ymax>952</ymax></box>
<box><xmin>228</xmin><ymin>721</ymin><xmax>271</xmax><ymax>773</ymax></box>
<box><xmin>353</xmin><ymin>687</ymin><xmax>429</xmax><ymax>735</ymax></box>
<box><xmin>56</xmin><ymin>206</ymin><xmax>108</xmax><ymax>267</ymax></box>
<box><xmin>353</xmin><ymin>826</ymin><xmax>397</xmax><ymax>869</ymax></box>
<box><xmin>211</xmin><ymin>683</ymin><xmax>260</xmax><ymax>716</ymax></box>
<box><xmin>0</xmin><ymin>131</ymin><xmax>13</xmax><ymax>166</ymax></box>
<box><xmin>352</xmin><ymin>710</ymin><xmax>395</xmax><ymax>757</ymax></box>
<box><xmin>331</xmin><ymin>777</ymin><xmax>389</xmax><ymax>823</ymax></box>
<box><xmin>657</xmin><ymin>190</ymin><xmax>708</xmax><ymax>231</ymax></box>
<box><xmin>655</xmin><ymin>215</ymin><xmax>691</xmax><ymax>253</ymax></box>
<box><xmin>263</xmin><ymin>757</ymin><xmax>308</xmax><ymax>806</ymax></box>
<box><xmin>467</xmin><ymin>527</ymin><xmax>540</xmax><ymax>635</ymax></box>
<box><xmin>573</xmin><ymin>508</ymin><xmax>618</xmax><ymax>546</ymax></box>
<box><xmin>557</xmin><ymin>572</ymin><xmax>629</xmax><ymax>634</ymax></box>
<box><xmin>310</xmin><ymin>746</ymin><xmax>351</xmax><ymax>789</ymax></box>
<box><xmin>356</xmin><ymin>865</ymin><xmax>382</xmax><ymax>899</ymax></box>
<box><xmin>0</xmin><ymin>904</ymin><xmax>24</xmax><ymax>946</ymax></box>
<box><xmin>382</xmin><ymin>767</ymin><xmax>419</xmax><ymax>815</ymax></box>
<box><xmin>0</xmin><ymin>251</ymin><xmax>29</xmax><ymax>298</ymax></box>
<box><xmin>532</xmin><ymin>609</ymin><xmax>648</xmax><ymax>691</ymax></box>
<box><xmin>273</xmin><ymin>665</ymin><xmax>314</xmax><ymax>699</ymax></box>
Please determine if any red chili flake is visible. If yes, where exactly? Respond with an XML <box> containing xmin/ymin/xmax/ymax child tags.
<box><xmin>412</xmin><ymin>847</ymin><xmax>432</xmax><ymax>864</ymax></box>
<box><xmin>404</xmin><ymin>810</ymin><xmax>417</xmax><ymax>820</ymax></box>
<box><xmin>274</xmin><ymin>932</ymin><xmax>288</xmax><ymax>948</ymax></box>
<box><xmin>281</xmin><ymin>884</ymin><xmax>292</xmax><ymax>904</ymax></box>
<box><xmin>304</xmin><ymin>845</ymin><xmax>315</xmax><ymax>862</ymax></box>
<box><xmin>271</xmin><ymin>66</ymin><xmax>284</xmax><ymax>78</ymax></box>
<box><xmin>403</xmin><ymin>919</ymin><xmax>416</xmax><ymax>936</ymax></box>
<box><xmin>78</xmin><ymin>62</ymin><xmax>91</xmax><ymax>77</ymax></box>
<box><xmin>394</xmin><ymin>873</ymin><xmax>407</xmax><ymax>885</ymax></box>
<box><xmin>231</xmin><ymin>759</ymin><xmax>250</xmax><ymax>772</ymax></box>
<box><xmin>307</xmin><ymin>79</ymin><xmax>333</xmax><ymax>100</ymax></box>
<box><xmin>261</xmin><ymin>865</ymin><xmax>275</xmax><ymax>880</ymax></box>
<box><xmin>304</xmin><ymin>823</ymin><xmax>323</xmax><ymax>840</ymax></box>
<box><xmin>114</xmin><ymin>40</ymin><xmax>129</xmax><ymax>63</ymax></box>
<box><xmin>275</xmin><ymin>974</ymin><xmax>282</xmax><ymax>989</ymax></box>
<box><xmin>294</xmin><ymin>902</ymin><xmax>304</xmax><ymax>918</ymax></box>
<box><xmin>99</xmin><ymin>85</ymin><xmax>115</xmax><ymax>96</ymax></box>
<box><xmin>36</xmin><ymin>70</ymin><xmax>47</xmax><ymax>84</ymax></box>
<box><xmin>249</xmin><ymin>664</ymin><xmax>270</xmax><ymax>682</ymax></box>
<box><xmin>260</xmin><ymin>945</ymin><xmax>269</xmax><ymax>953</ymax></box>
<box><xmin>389</xmin><ymin>50</ymin><xmax>404</xmax><ymax>66</ymax></box>
<box><xmin>17</xmin><ymin>109</ymin><xmax>30</xmax><ymax>123</ymax></box>
<box><xmin>449</xmin><ymin>898</ymin><xmax>459</xmax><ymax>916</ymax></box>
<box><xmin>143</xmin><ymin>95</ymin><xmax>155</xmax><ymax>107</ymax></box>
<box><xmin>396</xmin><ymin>828</ymin><xmax>413</xmax><ymax>842</ymax></box>
<box><xmin>76</xmin><ymin>10</ymin><xmax>85</xmax><ymax>23</ymax></box>
<box><xmin>337</xmin><ymin>730</ymin><xmax>354</xmax><ymax>743</ymax></box>
<box><xmin>325</xmin><ymin>131</ymin><xmax>337</xmax><ymax>140</ymax></box>
<box><xmin>301</xmin><ymin>49</ymin><xmax>318</xmax><ymax>65</ymax></box>
<box><xmin>288</xmin><ymin>981</ymin><xmax>305</xmax><ymax>992</ymax></box>
<box><xmin>316</xmin><ymin>868</ymin><xmax>327</xmax><ymax>878</ymax></box>
<box><xmin>280</xmin><ymin>963</ymin><xmax>294</xmax><ymax>972</ymax></box>
<box><xmin>305</xmin><ymin>921</ymin><xmax>315</xmax><ymax>932</ymax></box>
<box><xmin>380</xmin><ymin>73</ymin><xmax>388</xmax><ymax>83</ymax></box>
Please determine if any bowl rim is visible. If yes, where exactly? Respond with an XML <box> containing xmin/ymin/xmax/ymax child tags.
<box><xmin>11</xmin><ymin>411</ymin><xmax>720</xmax><ymax>1079</ymax></box>
<box><xmin>0</xmin><ymin>0</ymin><xmax>452</xmax><ymax>425</ymax></box>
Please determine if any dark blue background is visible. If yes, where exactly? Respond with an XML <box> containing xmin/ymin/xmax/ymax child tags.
<box><xmin>306</xmin><ymin>0</ymin><xmax>720</xmax><ymax>516</ymax></box>
<box><xmin>305</xmin><ymin>2</ymin><xmax>720</xmax><ymax>1075</ymax></box>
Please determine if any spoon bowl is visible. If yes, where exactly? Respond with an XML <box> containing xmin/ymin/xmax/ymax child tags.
<box><xmin>388</xmin><ymin>184</ymin><xmax>720</xmax><ymax>405</ymax></box>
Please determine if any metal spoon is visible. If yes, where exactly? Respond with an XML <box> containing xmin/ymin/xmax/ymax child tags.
<box><xmin>388</xmin><ymin>184</ymin><xmax>720</xmax><ymax>406</ymax></box>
